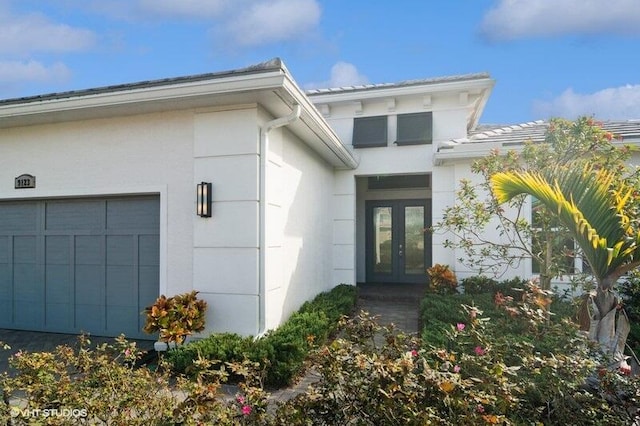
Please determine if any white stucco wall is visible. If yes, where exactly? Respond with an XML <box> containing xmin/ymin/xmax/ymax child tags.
<box><xmin>432</xmin><ymin>159</ymin><xmax>530</xmax><ymax>282</ymax></box>
<box><xmin>264</xmin><ymin>122</ymin><xmax>335</xmax><ymax>329</ymax></box>
<box><xmin>193</xmin><ymin>106</ymin><xmax>261</xmax><ymax>336</ymax></box>
<box><xmin>317</xmin><ymin>92</ymin><xmax>473</xmax><ymax>285</ymax></box>
<box><xmin>0</xmin><ymin>110</ymin><xmax>195</xmax><ymax>325</ymax></box>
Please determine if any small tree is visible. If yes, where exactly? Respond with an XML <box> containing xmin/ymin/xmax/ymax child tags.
<box><xmin>491</xmin><ymin>163</ymin><xmax>640</xmax><ymax>363</ymax></box>
<box><xmin>437</xmin><ymin>117</ymin><xmax>632</xmax><ymax>290</ymax></box>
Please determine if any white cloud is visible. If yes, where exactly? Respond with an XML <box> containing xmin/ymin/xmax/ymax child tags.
<box><xmin>0</xmin><ymin>60</ymin><xmax>71</xmax><ymax>83</ymax></box>
<box><xmin>480</xmin><ymin>0</ymin><xmax>640</xmax><ymax>41</ymax></box>
<box><xmin>304</xmin><ymin>62</ymin><xmax>369</xmax><ymax>89</ymax></box>
<box><xmin>69</xmin><ymin>0</ymin><xmax>321</xmax><ymax>48</ymax></box>
<box><xmin>221</xmin><ymin>0</ymin><xmax>321</xmax><ymax>47</ymax></box>
<box><xmin>136</xmin><ymin>0</ymin><xmax>230</xmax><ymax>19</ymax></box>
<box><xmin>0</xmin><ymin>11</ymin><xmax>95</xmax><ymax>54</ymax></box>
<box><xmin>533</xmin><ymin>84</ymin><xmax>640</xmax><ymax>120</ymax></box>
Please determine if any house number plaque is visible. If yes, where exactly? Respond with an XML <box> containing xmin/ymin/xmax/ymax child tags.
<box><xmin>15</xmin><ymin>174</ymin><xmax>36</xmax><ymax>189</ymax></box>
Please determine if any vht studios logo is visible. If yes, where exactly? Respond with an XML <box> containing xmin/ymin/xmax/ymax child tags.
<box><xmin>10</xmin><ymin>406</ymin><xmax>88</xmax><ymax>419</ymax></box>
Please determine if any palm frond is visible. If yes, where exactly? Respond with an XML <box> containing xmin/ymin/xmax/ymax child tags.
<box><xmin>491</xmin><ymin>167</ymin><xmax>636</xmax><ymax>282</ymax></box>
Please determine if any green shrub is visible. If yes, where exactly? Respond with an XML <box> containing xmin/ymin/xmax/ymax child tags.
<box><xmin>619</xmin><ymin>270</ymin><xmax>640</xmax><ymax>357</ymax></box>
<box><xmin>168</xmin><ymin>333</ymin><xmax>253</xmax><ymax>374</ymax></box>
<box><xmin>257</xmin><ymin>311</ymin><xmax>330</xmax><ymax>387</ymax></box>
<box><xmin>420</xmin><ymin>293</ymin><xmax>496</xmax><ymax>347</ymax></box>
<box><xmin>460</xmin><ymin>275</ymin><xmax>498</xmax><ymax>294</ymax></box>
<box><xmin>168</xmin><ymin>284</ymin><xmax>358</xmax><ymax>388</ymax></box>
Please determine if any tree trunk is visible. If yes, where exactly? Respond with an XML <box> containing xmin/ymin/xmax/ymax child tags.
<box><xmin>588</xmin><ymin>280</ymin><xmax>630</xmax><ymax>365</ymax></box>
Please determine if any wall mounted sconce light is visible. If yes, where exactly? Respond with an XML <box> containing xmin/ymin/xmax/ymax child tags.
<box><xmin>196</xmin><ymin>182</ymin><xmax>212</xmax><ymax>217</ymax></box>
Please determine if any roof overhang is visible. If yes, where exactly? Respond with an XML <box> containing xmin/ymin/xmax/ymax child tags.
<box><xmin>308</xmin><ymin>74</ymin><xmax>495</xmax><ymax>132</ymax></box>
<box><xmin>0</xmin><ymin>59</ymin><xmax>357</xmax><ymax>169</ymax></box>
<box><xmin>434</xmin><ymin>135</ymin><xmax>640</xmax><ymax>166</ymax></box>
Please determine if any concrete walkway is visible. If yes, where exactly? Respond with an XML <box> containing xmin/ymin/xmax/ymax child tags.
<box><xmin>355</xmin><ymin>282</ymin><xmax>425</xmax><ymax>334</ymax></box>
<box><xmin>264</xmin><ymin>282</ymin><xmax>426</xmax><ymax>405</ymax></box>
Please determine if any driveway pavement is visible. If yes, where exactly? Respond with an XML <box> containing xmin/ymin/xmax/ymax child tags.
<box><xmin>0</xmin><ymin>329</ymin><xmax>154</xmax><ymax>373</ymax></box>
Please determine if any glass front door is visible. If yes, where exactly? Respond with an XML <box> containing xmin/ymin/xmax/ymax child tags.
<box><xmin>366</xmin><ymin>199</ymin><xmax>431</xmax><ymax>284</ymax></box>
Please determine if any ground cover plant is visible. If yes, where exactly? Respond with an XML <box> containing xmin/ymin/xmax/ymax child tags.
<box><xmin>274</xmin><ymin>281</ymin><xmax>640</xmax><ymax>425</ymax></box>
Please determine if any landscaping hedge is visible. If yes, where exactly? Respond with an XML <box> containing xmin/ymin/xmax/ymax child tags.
<box><xmin>167</xmin><ymin>284</ymin><xmax>357</xmax><ymax>387</ymax></box>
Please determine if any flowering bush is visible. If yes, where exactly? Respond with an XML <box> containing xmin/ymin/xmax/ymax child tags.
<box><xmin>273</xmin><ymin>283</ymin><xmax>640</xmax><ymax>424</ymax></box>
<box><xmin>427</xmin><ymin>263</ymin><xmax>458</xmax><ymax>294</ymax></box>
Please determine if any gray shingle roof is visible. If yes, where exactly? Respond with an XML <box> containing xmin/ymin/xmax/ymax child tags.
<box><xmin>0</xmin><ymin>58</ymin><xmax>285</xmax><ymax>106</ymax></box>
<box><xmin>305</xmin><ymin>72</ymin><xmax>491</xmax><ymax>96</ymax></box>
<box><xmin>451</xmin><ymin>120</ymin><xmax>640</xmax><ymax>147</ymax></box>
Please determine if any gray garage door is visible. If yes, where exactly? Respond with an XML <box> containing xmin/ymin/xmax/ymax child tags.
<box><xmin>0</xmin><ymin>195</ymin><xmax>159</xmax><ymax>339</ymax></box>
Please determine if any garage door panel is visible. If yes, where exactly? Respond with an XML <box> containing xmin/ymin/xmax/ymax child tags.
<box><xmin>46</xmin><ymin>265</ymin><xmax>71</xmax><ymax>304</ymax></box>
<box><xmin>139</xmin><ymin>266</ymin><xmax>159</xmax><ymax>305</ymax></box>
<box><xmin>45</xmin><ymin>200</ymin><xmax>104</xmax><ymax>231</ymax></box>
<box><xmin>0</xmin><ymin>264</ymin><xmax>11</xmax><ymax>298</ymax></box>
<box><xmin>0</xmin><ymin>196</ymin><xmax>159</xmax><ymax>338</ymax></box>
<box><xmin>75</xmin><ymin>265</ymin><xmax>104</xmax><ymax>305</ymax></box>
<box><xmin>139</xmin><ymin>235</ymin><xmax>159</xmax><ymax>266</ymax></box>
<box><xmin>107</xmin><ymin>197</ymin><xmax>160</xmax><ymax>231</ymax></box>
<box><xmin>0</xmin><ymin>203</ymin><xmax>38</xmax><ymax>233</ymax></box>
<box><xmin>14</xmin><ymin>265</ymin><xmax>41</xmax><ymax>301</ymax></box>
<box><xmin>107</xmin><ymin>306</ymin><xmax>139</xmax><ymax>336</ymax></box>
<box><xmin>46</xmin><ymin>303</ymin><xmax>72</xmax><ymax>329</ymax></box>
<box><xmin>0</xmin><ymin>300</ymin><xmax>12</xmax><ymax>323</ymax></box>
<box><xmin>0</xmin><ymin>237</ymin><xmax>9</xmax><ymax>262</ymax></box>
<box><xmin>75</xmin><ymin>304</ymin><xmax>103</xmax><ymax>332</ymax></box>
<box><xmin>106</xmin><ymin>266</ymin><xmax>135</xmax><ymax>305</ymax></box>
<box><xmin>46</xmin><ymin>236</ymin><xmax>70</xmax><ymax>265</ymax></box>
<box><xmin>75</xmin><ymin>236</ymin><xmax>103</xmax><ymax>265</ymax></box>
<box><xmin>15</xmin><ymin>301</ymin><xmax>43</xmax><ymax>326</ymax></box>
<box><xmin>13</xmin><ymin>236</ymin><xmax>36</xmax><ymax>264</ymax></box>
<box><xmin>107</xmin><ymin>235</ymin><xmax>133</xmax><ymax>266</ymax></box>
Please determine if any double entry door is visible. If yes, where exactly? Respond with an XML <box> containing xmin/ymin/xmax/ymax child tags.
<box><xmin>366</xmin><ymin>199</ymin><xmax>431</xmax><ymax>284</ymax></box>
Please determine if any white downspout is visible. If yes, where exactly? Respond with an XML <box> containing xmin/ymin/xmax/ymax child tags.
<box><xmin>257</xmin><ymin>103</ymin><xmax>301</xmax><ymax>338</ymax></box>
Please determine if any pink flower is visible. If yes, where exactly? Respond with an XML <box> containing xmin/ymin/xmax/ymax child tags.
<box><xmin>236</xmin><ymin>395</ymin><xmax>245</xmax><ymax>404</ymax></box>
<box><xmin>474</xmin><ymin>346</ymin><xmax>486</xmax><ymax>356</ymax></box>
<box><xmin>476</xmin><ymin>404</ymin><xmax>485</xmax><ymax>413</ymax></box>
<box><xmin>124</xmin><ymin>349</ymin><xmax>131</xmax><ymax>356</ymax></box>
<box><xmin>456</xmin><ymin>323</ymin><xmax>465</xmax><ymax>331</ymax></box>
<box><xmin>242</xmin><ymin>405</ymin><xmax>252</xmax><ymax>416</ymax></box>
<box><xmin>453</xmin><ymin>365</ymin><xmax>461</xmax><ymax>373</ymax></box>
<box><xmin>411</xmin><ymin>349</ymin><xmax>418</xmax><ymax>357</ymax></box>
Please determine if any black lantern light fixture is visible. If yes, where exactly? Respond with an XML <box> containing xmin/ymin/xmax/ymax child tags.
<box><xmin>196</xmin><ymin>182</ymin><xmax>212</xmax><ymax>217</ymax></box>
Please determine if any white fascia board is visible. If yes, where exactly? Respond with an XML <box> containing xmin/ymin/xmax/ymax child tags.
<box><xmin>282</xmin><ymin>75</ymin><xmax>358</xmax><ymax>169</ymax></box>
<box><xmin>0</xmin><ymin>71</ymin><xmax>288</xmax><ymax>122</ymax></box>
<box><xmin>308</xmin><ymin>78</ymin><xmax>495</xmax><ymax>105</ymax></box>
<box><xmin>434</xmin><ymin>138</ymin><xmax>640</xmax><ymax>166</ymax></box>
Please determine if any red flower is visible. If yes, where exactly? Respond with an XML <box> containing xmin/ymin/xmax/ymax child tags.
<box><xmin>474</xmin><ymin>346</ymin><xmax>486</xmax><ymax>356</ymax></box>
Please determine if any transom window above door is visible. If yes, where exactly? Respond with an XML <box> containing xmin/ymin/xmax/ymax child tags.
<box><xmin>352</xmin><ymin>112</ymin><xmax>433</xmax><ymax>148</ymax></box>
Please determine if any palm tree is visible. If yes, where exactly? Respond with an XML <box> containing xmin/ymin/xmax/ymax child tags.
<box><xmin>491</xmin><ymin>165</ymin><xmax>640</xmax><ymax>362</ymax></box>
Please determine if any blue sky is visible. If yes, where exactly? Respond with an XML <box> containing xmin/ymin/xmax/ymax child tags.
<box><xmin>0</xmin><ymin>0</ymin><xmax>639</xmax><ymax>124</ymax></box>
